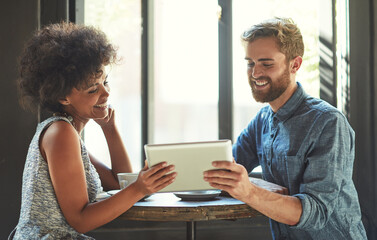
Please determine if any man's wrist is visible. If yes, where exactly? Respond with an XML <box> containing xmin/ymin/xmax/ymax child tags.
<box><xmin>243</xmin><ymin>181</ymin><xmax>257</xmax><ymax>205</ymax></box>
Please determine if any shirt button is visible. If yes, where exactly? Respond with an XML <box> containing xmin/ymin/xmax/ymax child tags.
<box><xmin>267</xmin><ymin>161</ymin><xmax>271</xmax><ymax>166</ymax></box>
<box><xmin>270</xmin><ymin>133</ymin><xmax>274</xmax><ymax>138</ymax></box>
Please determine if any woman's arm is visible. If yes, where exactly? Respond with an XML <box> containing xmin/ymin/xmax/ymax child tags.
<box><xmin>91</xmin><ymin>107</ymin><xmax>133</xmax><ymax>190</ymax></box>
<box><xmin>41</xmin><ymin>121</ymin><xmax>176</xmax><ymax>233</ymax></box>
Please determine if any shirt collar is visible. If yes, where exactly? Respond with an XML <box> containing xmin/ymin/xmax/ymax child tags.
<box><xmin>269</xmin><ymin>82</ymin><xmax>308</xmax><ymax>122</ymax></box>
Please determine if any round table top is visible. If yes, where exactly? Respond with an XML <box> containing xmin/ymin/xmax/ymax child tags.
<box><xmin>119</xmin><ymin>192</ymin><xmax>262</xmax><ymax>222</ymax></box>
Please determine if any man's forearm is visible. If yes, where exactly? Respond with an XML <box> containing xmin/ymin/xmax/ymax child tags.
<box><xmin>245</xmin><ymin>181</ymin><xmax>302</xmax><ymax>226</ymax></box>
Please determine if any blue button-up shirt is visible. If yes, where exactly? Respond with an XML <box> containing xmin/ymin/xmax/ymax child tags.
<box><xmin>233</xmin><ymin>82</ymin><xmax>367</xmax><ymax>239</ymax></box>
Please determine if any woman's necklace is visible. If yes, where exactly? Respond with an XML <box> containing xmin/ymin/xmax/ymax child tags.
<box><xmin>53</xmin><ymin>112</ymin><xmax>78</xmax><ymax>133</ymax></box>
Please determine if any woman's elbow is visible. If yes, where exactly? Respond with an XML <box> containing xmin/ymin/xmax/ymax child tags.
<box><xmin>65</xmin><ymin>215</ymin><xmax>95</xmax><ymax>234</ymax></box>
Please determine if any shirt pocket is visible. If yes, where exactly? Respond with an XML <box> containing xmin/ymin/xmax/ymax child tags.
<box><xmin>284</xmin><ymin>155</ymin><xmax>305</xmax><ymax>195</ymax></box>
<box><xmin>257</xmin><ymin>151</ymin><xmax>274</xmax><ymax>182</ymax></box>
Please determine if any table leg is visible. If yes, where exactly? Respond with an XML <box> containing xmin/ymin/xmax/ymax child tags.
<box><xmin>186</xmin><ymin>221</ymin><xmax>196</xmax><ymax>240</ymax></box>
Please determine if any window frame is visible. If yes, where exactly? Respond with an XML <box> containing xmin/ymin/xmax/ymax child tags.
<box><xmin>64</xmin><ymin>0</ymin><xmax>339</xmax><ymax>174</ymax></box>
<box><xmin>141</xmin><ymin>0</ymin><xmax>339</xmax><ymax>176</ymax></box>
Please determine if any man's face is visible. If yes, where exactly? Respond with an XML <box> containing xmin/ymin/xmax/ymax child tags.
<box><xmin>245</xmin><ymin>37</ymin><xmax>292</xmax><ymax>103</ymax></box>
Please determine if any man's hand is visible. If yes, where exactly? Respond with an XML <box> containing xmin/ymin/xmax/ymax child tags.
<box><xmin>203</xmin><ymin>160</ymin><xmax>253</xmax><ymax>202</ymax></box>
<box><xmin>204</xmin><ymin>161</ymin><xmax>301</xmax><ymax>226</ymax></box>
<box><xmin>204</xmin><ymin>160</ymin><xmax>288</xmax><ymax>202</ymax></box>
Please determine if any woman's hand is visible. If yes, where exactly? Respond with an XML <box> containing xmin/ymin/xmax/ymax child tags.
<box><xmin>133</xmin><ymin>161</ymin><xmax>177</xmax><ymax>196</ymax></box>
<box><xmin>94</xmin><ymin>105</ymin><xmax>115</xmax><ymax>129</ymax></box>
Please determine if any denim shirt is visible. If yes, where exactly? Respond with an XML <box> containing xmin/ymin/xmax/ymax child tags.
<box><xmin>233</xmin><ymin>82</ymin><xmax>367</xmax><ymax>240</ymax></box>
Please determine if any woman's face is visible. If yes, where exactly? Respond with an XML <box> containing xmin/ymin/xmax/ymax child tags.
<box><xmin>62</xmin><ymin>65</ymin><xmax>110</xmax><ymax>123</ymax></box>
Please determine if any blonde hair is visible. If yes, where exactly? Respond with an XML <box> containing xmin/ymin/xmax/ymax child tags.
<box><xmin>241</xmin><ymin>17</ymin><xmax>304</xmax><ymax>61</ymax></box>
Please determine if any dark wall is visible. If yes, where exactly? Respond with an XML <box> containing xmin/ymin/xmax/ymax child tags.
<box><xmin>349</xmin><ymin>0</ymin><xmax>377</xmax><ymax>239</ymax></box>
<box><xmin>0</xmin><ymin>0</ymin><xmax>39</xmax><ymax>238</ymax></box>
<box><xmin>0</xmin><ymin>1</ymin><xmax>272</xmax><ymax>239</ymax></box>
<box><xmin>1</xmin><ymin>0</ymin><xmax>376</xmax><ymax>239</ymax></box>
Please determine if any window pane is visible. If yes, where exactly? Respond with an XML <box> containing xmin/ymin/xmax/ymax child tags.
<box><xmin>232</xmin><ymin>0</ymin><xmax>320</xmax><ymax>171</ymax></box>
<box><xmin>84</xmin><ymin>0</ymin><xmax>142</xmax><ymax>171</ymax></box>
<box><xmin>152</xmin><ymin>0</ymin><xmax>219</xmax><ymax>143</ymax></box>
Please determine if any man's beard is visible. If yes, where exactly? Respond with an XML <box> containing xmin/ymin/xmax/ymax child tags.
<box><xmin>249</xmin><ymin>67</ymin><xmax>291</xmax><ymax>103</ymax></box>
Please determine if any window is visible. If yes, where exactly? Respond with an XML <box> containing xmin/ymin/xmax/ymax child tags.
<box><xmin>232</xmin><ymin>0</ymin><xmax>320</xmax><ymax>140</ymax></box>
<box><xmin>151</xmin><ymin>0</ymin><xmax>219</xmax><ymax>143</ymax></box>
<box><xmin>84</xmin><ymin>0</ymin><xmax>143</xmax><ymax>170</ymax></box>
<box><xmin>232</xmin><ymin>1</ymin><xmax>320</xmax><ymax>172</ymax></box>
<box><xmin>83</xmin><ymin>0</ymin><xmax>321</xmax><ymax>173</ymax></box>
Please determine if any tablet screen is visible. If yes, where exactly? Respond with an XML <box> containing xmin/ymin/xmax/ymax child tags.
<box><xmin>144</xmin><ymin>140</ymin><xmax>232</xmax><ymax>192</ymax></box>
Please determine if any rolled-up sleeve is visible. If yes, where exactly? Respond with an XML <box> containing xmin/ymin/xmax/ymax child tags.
<box><xmin>289</xmin><ymin>111</ymin><xmax>354</xmax><ymax>230</ymax></box>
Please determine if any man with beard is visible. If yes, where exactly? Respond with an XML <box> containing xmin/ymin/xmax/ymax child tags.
<box><xmin>203</xmin><ymin>18</ymin><xmax>367</xmax><ymax>239</ymax></box>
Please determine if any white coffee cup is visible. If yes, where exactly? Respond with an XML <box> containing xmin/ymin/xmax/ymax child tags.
<box><xmin>117</xmin><ymin>173</ymin><xmax>138</xmax><ymax>189</ymax></box>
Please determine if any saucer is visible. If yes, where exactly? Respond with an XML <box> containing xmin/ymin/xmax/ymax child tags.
<box><xmin>174</xmin><ymin>190</ymin><xmax>221</xmax><ymax>201</ymax></box>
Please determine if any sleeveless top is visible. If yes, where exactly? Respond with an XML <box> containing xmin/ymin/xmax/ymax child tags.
<box><xmin>13</xmin><ymin>116</ymin><xmax>102</xmax><ymax>240</ymax></box>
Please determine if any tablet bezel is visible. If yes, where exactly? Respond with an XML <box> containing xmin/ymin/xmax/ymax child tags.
<box><xmin>144</xmin><ymin>140</ymin><xmax>232</xmax><ymax>192</ymax></box>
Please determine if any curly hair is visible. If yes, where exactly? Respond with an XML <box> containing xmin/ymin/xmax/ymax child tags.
<box><xmin>241</xmin><ymin>17</ymin><xmax>304</xmax><ymax>62</ymax></box>
<box><xmin>18</xmin><ymin>22</ymin><xmax>118</xmax><ymax>113</ymax></box>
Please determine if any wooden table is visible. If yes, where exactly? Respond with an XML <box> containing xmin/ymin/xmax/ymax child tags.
<box><xmin>118</xmin><ymin>192</ymin><xmax>262</xmax><ymax>240</ymax></box>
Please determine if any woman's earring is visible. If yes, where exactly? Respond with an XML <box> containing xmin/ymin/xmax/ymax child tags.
<box><xmin>59</xmin><ymin>98</ymin><xmax>70</xmax><ymax>106</ymax></box>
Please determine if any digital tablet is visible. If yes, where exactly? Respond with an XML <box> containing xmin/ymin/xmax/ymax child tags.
<box><xmin>144</xmin><ymin>140</ymin><xmax>232</xmax><ymax>192</ymax></box>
